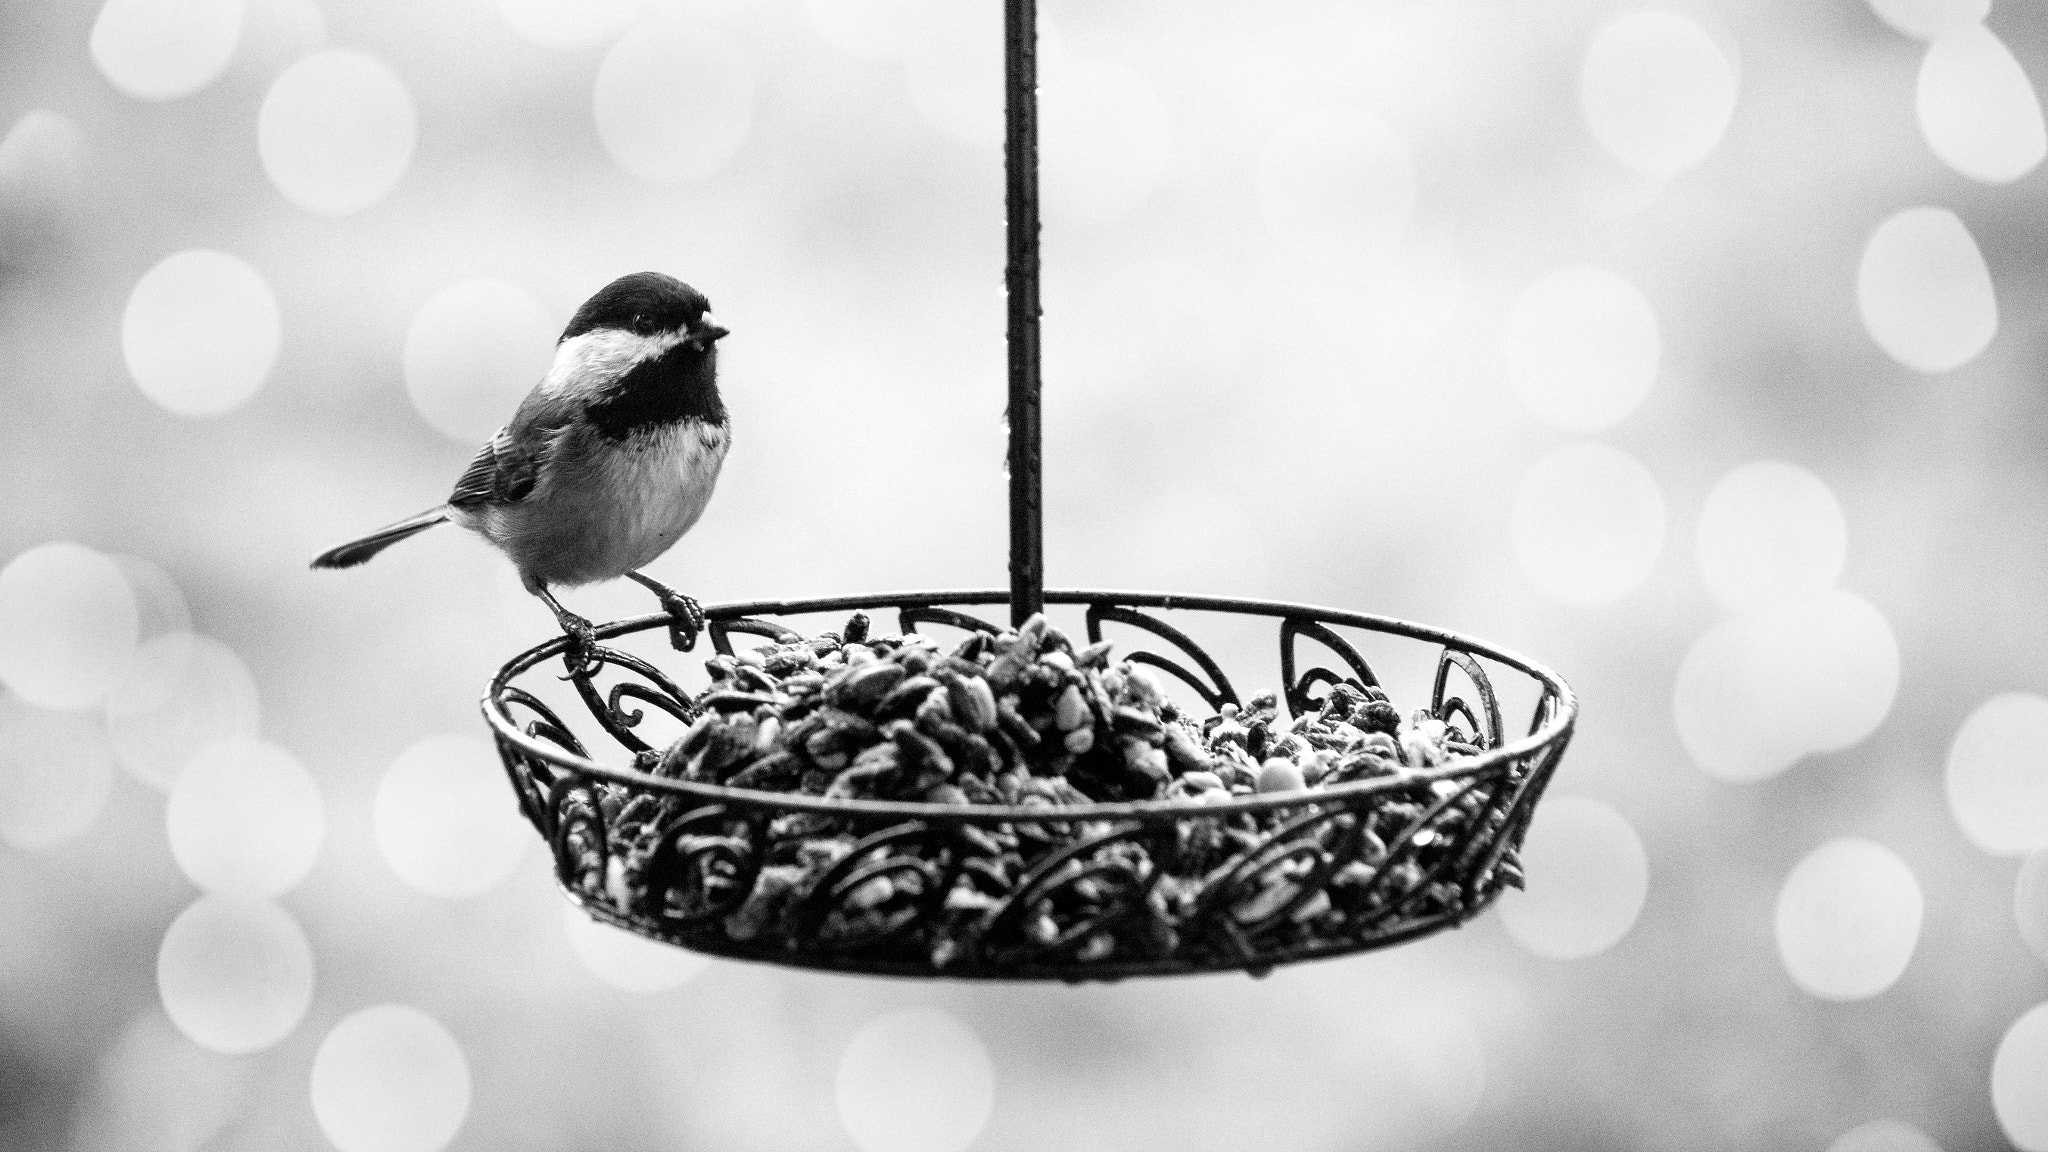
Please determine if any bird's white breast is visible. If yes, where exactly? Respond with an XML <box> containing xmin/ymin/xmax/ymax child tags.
<box><xmin>484</xmin><ymin>419</ymin><xmax>729</xmax><ymax>588</ymax></box>
<box><xmin>603</xmin><ymin>421</ymin><xmax>730</xmax><ymax>573</ymax></box>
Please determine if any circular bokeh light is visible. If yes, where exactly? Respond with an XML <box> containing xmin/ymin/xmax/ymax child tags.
<box><xmin>1695</xmin><ymin>461</ymin><xmax>1847</xmax><ymax>614</ymax></box>
<box><xmin>167</xmin><ymin>736</ymin><xmax>324</xmax><ymax>896</ymax></box>
<box><xmin>157</xmin><ymin>894</ymin><xmax>315</xmax><ymax>1055</ymax></box>
<box><xmin>1579</xmin><ymin>12</ymin><xmax>1739</xmax><ymax>178</ymax></box>
<box><xmin>90</xmin><ymin>0</ymin><xmax>243</xmax><ymax>101</ymax></box>
<box><xmin>310</xmin><ymin>1005</ymin><xmax>471</xmax><ymax>1152</ymax></box>
<box><xmin>495</xmin><ymin>0</ymin><xmax>647</xmax><ymax>49</ymax></box>
<box><xmin>122</xmin><ymin>249</ymin><xmax>281</xmax><ymax>418</ymax></box>
<box><xmin>1993</xmin><ymin>1003</ymin><xmax>2048</xmax><ymax>1150</ymax></box>
<box><xmin>562</xmin><ymin>905</ymin><xmax>710</xmax><ymax>993</ymax></box>
<box><xmin>1918</xmin><ymin>25</ymin><xmax>2046</xmax><ymax>185</ymax></box>
<box><xmin>1866</xmin><ymin>0</ymin><xmax>1987</xmax><ymax>39</ymax></box>
<box><xmin>0</xmin><ymin>693</ymin><xmax>116</xmax><ymax>851</ymax></box>
<box><xmin>0</xmin><ymin>697</ymin><xmax>111</xmax><ymax>853</ymax></box>
<box><xmin>1675</xmin><ymin>591</ymin><xmax>1900</xmax><ymax>782</ymax></box>
<box><xmin>1496</xmin><ymin>795</ymin><xmax>1649</xmax><ymax>960</ymax></box>
<box><xmin>1857</xmin><ymin>207</ymin><xmax>1997</xmax><ymax>374</ymax></box>
<box><xmin>593</xmin><ymin>22</ymin><xmax>754</xmax><ymax>184</ymax></box>
<box><xmin>72</xmin><ymin>1010</ymin><xmax>253</xmax><ymax>1152</ymax></box>
<box><xmin>109</xmin><ymin>553</ymin><xmax>191</xmax><ymax>641</ymax></box>
<box><xmin>1510</xmin><ymin>442</ymin><xmax>1665</xmax><ymax>608</ymax></box>
<box><xmin>2018</xmin><ymin>852</ymin><xmax>2048</xmax><ymax>966</ymax></box>
<box><xmin>0</xmin><ymin>109</ymin><xmax>84</xmax><ymax>232</ymax></box>
<box><xmin>375</xmin><ymin>735</ymin><xmax>529</xmax><ymax>899</ymax></box>
<box><xmin>1945</xmin><ymin>692</ymin><xmax>2048</xmax><ymax>856</ymax></box>
<box><xmin>258</xmin><ymin>49</ymin><xmax>417</xmax><ymax>215</ymax></box>
<box><xmin>1258</xmin><ymin>107</ymin><xmax>1416</xmax><ymax>263</ymax></box>
<box><xmin>1503</xmin><ymin>266</ymin><xmax>1660</xmax><ymax>430</ymax></box>
<box><xmin>402</xmin><ymin>280</ymin><xmax>557</xmax><ymax>443</ymax></box>
<box><xmin>1775</xmin><ymin>838</ymin><xmax>1922</xmax><ymax>1001</ymax></box>
<box><xmin>105</xmin><ymin>632</ymin><xmax>261</xmax><ymax>790</ymax></box>
<box><xmin>0</xmin><ymin>542</ymin><xmax>137</xmax><ymax>710</ymax></box>
<box><xmin>1828</xmin><ymin>1119</ymin><xmax>1944</xmax><ymax>1152</ymax></box>
<box><xmin>836</xmin><ymin>1007</ymin><xmax>995</xmax><ymax>1152</ymax></box>
<box><xmin>1794</xmin><ymin>592</ymin><xmax>1902</xmax><ymax>754</ymax></box>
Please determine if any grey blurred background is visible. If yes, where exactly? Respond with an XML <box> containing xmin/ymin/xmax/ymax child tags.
<box><xmin>4</xmin><ymin>0</ymin><xmax>2048</xmax><ymax>1149</ymax></box>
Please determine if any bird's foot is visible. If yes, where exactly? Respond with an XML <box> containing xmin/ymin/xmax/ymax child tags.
<box><xmin>556</xmin><ymin>612</ymin><xmax>604</xmax><ymax>680</ymax></box>
<box><xmin>627</xmin><ymin>572</ymin><xmax>706</xmax><ymax>652</ymax></box>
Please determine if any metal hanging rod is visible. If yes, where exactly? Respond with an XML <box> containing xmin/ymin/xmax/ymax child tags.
<box><xmin>1004</xmin><ymin>0</ymin><xmax>1044</xmax><ymax>626</ymax></box>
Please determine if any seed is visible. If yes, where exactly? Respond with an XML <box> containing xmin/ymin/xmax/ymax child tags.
<box><xmin>606</xmin><ymin>857</ymin><xmax>631</xmax><ymax>910</ymax></box>
<box><xmin>1123</xmin><ymin>665</ymin><xmax>1165</xmax><ymax>709</ymax></box>
<box><xmin>1063</xmin><ymin>726</ymin><xmax>1095</xmax><ymax>755</ymax></box>
<box><xmin>1233</xmin><ymin>877</ymin><xmax>1297</xmax><ymax>923</ymax></box>
<box><xmin>835</xmin><ymin>661</ymin><xmax>907</xmax><ymax>711</ymax></box>
<box><xmin>914</xmin><ymin>686</ymin><xmax>956</xmax><ymax>728</ymax></box>
<box><xmin>946</xmin><ymin>674</ymin><xmax>998</xmax><ymax>733</ymax></box>
<box><xmin>875</xmin><ymin>674</ymin><xmax>941</xmax><ymax>718</ymax></box>
<box><xmin>1288</xmin><ymin>890</ymin><xmax>1332</xmax><ymax>924</ymax></box>
<box><xmin>1075</xmin><ymin>640</ymin><xmax>1115</xmax><ymax>668</ymax></box>
<box><xmin>945</xmin><ymin>880</ymin><xmax>998</xmax><ymax>913</ymax></box>
<box><xmin>1017</xmin><ymin>613</ymin><xmax>1048</xmax><ymax>652</ymax></box>
<box><xmin>1161</xmin><ymin>725</ymin><xmax>1212</xmax><ymax>776</ymax></box>
<box><xmin>1111</xmin><ymin>706</ymin><xmax>1164</xmax><ymax>742</ymax></box>
<box><xmin>1123</xmin><ymin>741</ymin><xmax>1169</xmax><ymax>784</ymax></box>
<box><xmin>1054</xmin><ymin>684</ymin><xmax>1089</xmax><ymax>732</ymax></box>
<box><xmin>1257</xmin><ymin>758</ymin><xmax>1307</xmax><ymax>794</ymax></box>
<box><xmin>1357</xmin><ymin>700</ymin><xmax>1401</xmax><ymax>734</ymax></box>
<box><xmin>846</xmin><ymin>875</ymin><xmax>894</xmax><ymax>911</ymax></box>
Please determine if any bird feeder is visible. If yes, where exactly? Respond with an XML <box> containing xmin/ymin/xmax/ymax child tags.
<box><xmin>481</xmin><ymin>0</ymin><xmax>1577</xmax><ymax>980</ymax></box>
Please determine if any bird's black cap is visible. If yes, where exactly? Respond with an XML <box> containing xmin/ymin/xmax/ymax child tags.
<box><xmin>559</xmin><ymin>272</ymin><xmax>713</xmax><ymax>342</ymax></box>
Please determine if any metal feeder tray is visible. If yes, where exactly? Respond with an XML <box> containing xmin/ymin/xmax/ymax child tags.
<box><xmin>483</xmin><ymin>591</ymin><xmax>1576</xmax><ymax>980</ymax></box>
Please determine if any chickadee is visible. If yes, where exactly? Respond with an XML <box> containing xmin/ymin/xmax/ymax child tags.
<box><xmin>313</xmin><ymin>272</ymin><xmax>731</xmax><ymax>659</ymax></box>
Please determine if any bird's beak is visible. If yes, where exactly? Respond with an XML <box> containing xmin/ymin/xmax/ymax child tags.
<box><xmin>686</xmin><ymin>314</ymin><xmax>729</xmax><ymax>351</ymax></box>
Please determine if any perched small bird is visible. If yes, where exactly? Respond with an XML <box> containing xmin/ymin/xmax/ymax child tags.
<box><xmin>312</xmin><ymin>272</ymin><xmax>731</xmax><ymax>660</ymax></box>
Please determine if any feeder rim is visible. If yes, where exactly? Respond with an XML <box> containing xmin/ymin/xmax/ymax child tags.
<box><xmin>481</xmin><ymin>587</ymin><xmax>1579</xmax><ymax>826</ymax></box>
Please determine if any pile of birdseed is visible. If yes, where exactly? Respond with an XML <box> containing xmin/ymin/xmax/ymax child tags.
<box><xmin>578</xmin><ymin>612</ymin><xmax>1512</xmax><ymax>969</ymax></box>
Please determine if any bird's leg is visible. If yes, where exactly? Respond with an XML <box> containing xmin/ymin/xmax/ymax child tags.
<box><xmin>625</xmin><ymin>571</ymin><xmax>705</xmax><ymax>652</ymax></box>
<box><xmin>534</xmin><ymin>586</ymin><xmax>602</xmax><ymax>677</ymax></box>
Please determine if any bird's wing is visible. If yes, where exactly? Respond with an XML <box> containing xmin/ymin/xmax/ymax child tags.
<box><xmin>446</xmin><ymin>385</ymin><xmax>589</xmax><ymax>510</ymax></box>
<box><xmin>447</xmin><ymin>425</ymin><xmax>541</xmax><ymax>508</ymax></box>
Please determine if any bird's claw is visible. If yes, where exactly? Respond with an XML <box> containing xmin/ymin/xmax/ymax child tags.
<box><xmin>620</xmin><ymin>572</ymin><xmax>707</xmax><ymax>652</ymax></box>
<box><xmin>656</xmin><ymin>591</ymin><xmax>705</xmax><ymax>653</ymax></box>
<box><xmin>557</xmin><ymin>614</ymin><xmax>604</xmax><ymax>680</ymax></box>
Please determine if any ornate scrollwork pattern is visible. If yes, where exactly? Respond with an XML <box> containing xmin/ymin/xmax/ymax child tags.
<box><xmin>484</xmin><ymin>590</ymin><xmax>1577</xmax><ymax>980</ymax></box>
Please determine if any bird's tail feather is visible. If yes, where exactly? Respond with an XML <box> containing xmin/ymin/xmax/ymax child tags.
<box><xmin>310</xmin><ymin>508</ymin><xmax>451</xmax><ymax>570</ymax></box>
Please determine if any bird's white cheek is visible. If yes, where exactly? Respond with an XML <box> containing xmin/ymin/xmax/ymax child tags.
<box><xmin>538</xmin><ymin>330</ymin><xmax>675</xmax><ymax>396</ymax></box>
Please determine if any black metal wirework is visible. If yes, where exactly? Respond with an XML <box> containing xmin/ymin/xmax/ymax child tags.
<box><xmin>1005</xmin><ymin>0</ymin><xmax>1044</xmax><ymax>626</ymax></box>
<box><xmin>482</xmin><ymin>590</ymin><xmax>1579</xmax><ymax>980</ymax></box>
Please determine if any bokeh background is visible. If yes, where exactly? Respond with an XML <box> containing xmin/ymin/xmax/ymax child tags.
<box><xmin>4</xmin><ymin>0</ymin><xmax>2048</xmax><ymax>1148</ymax></box>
